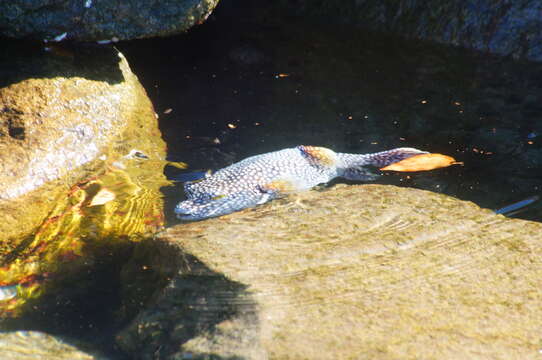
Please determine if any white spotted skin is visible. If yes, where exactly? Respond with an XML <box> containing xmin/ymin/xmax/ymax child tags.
<box><xmin>175</xmin><ymin>146</ymin><xmax>426</xmax><ymax>220</ymax></box>
<box><xmin>190</xmin><ymin>147</ymin><xmax>337</xmax><ymax>195</ymax></box>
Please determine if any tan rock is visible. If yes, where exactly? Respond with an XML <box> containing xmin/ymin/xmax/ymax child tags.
<box><xmin>120</xmin><ymin>185</ymin><xmax>542</xmax><ymax>359</ymax></box>
<box><xmin>0</xmin><ymin>46</ymin><xmax>165</xmax><ymax>242</ymax></box>
<box><xmin>0</xmin><ymin>45</ymin><xmax>169</xmax><ymax>318</ymax></box>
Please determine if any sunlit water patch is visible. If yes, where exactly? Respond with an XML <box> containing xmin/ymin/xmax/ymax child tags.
<box><xmin>0</xmin><ymin>152</ymin><xmax>173</xmax><ymax>357</ymax></box>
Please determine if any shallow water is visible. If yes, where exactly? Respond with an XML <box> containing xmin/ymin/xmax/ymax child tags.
<box><xmin>2</xmin><ymin>0</ymin><xmax>542</xmax><ymax>358</ymax></box>
<box><xmin>119</xmin><ymin>1</ymin><xmax>542</xmax><ymax>223</ymax></box>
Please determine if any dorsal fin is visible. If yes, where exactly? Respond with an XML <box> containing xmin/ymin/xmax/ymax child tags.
<box><xmin>296</xmin><ymin>145</ymin><xmax>337</xmax><ymax>167</ymax></box>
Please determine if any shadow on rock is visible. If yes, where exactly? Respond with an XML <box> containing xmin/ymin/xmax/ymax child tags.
<box><xmin>117</xmin><ymin>241</ymin><xmax>261</xmax><ymax>360</ymax></box>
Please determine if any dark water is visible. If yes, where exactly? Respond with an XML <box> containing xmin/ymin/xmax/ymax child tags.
<box><xmin>119</xmin><ymin>1</ymin><xmax>542</xmax><ymax>222</ymax></box>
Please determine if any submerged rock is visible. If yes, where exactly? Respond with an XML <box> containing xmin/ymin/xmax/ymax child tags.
<box><xmin>0</xmin><ymin>42</ymin><xmax>169</xmax><ymax>322</ymax></box>
<box><xmin>0</xmin><ymin>331</ymin><xmax>109</xmax><ymax>360</ymax></box>
<box><xmin>276</xmin><ymin>0</ymin><xmax>542</xmax><ymax>62</ymax></box>
<box><xmin>0</xmin><ymin>0</ymin><xmax>219</xmax><ymax>42</ymax></box>
<box><xmin>0</xmin><ymin>42</ymin><xmax>164</xmax><ymax>241</ymax></box>
<box><xmin>118</xmin><ymin>184</ymin><xmax>542</xmax><ymax>359</ymax></box>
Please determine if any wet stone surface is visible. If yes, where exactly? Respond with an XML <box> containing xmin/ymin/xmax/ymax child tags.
<box><xmin>1</xmin><ymin>1</ymin><xmax>542</xmax><ymax>358</ymax></box>
<box><xmin>0</xmin><ymin>39</ymin><xmax>170</xmax><ymax>358</ymax></box>
<box><xmin>118</xmin><ymin>185</ymin><xmax>542</xmax><ymax>359</ymax></box>
<box><xmin>274</xmin><ymin>0</ymin><xmax>542</xmax><ymax>62</ymax></box>
<box><xmin>0</xmin><ymin>41</ymin><xmax>160</xmax><ymax>241</ymax></box>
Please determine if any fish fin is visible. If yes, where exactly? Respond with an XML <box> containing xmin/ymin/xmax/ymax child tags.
<box><xmin>169</xmin><ymin>171</ymin><xmax>208</xmax><ymax>183</ymax></box>
<box><xmin>365</xmin><ymin>147</ymin><xmax>428</xmax><ymax>168</ymax></box>
<box><xmin>258</xmin><ymin>179</ymin><xmax>296</xmax><ymax>194</ymax></box>
<box><xmin>297</xmin><ymin>145</ymin><xmax>337</xmax><ymax>167</ymax></box>
<box><xmin>494</xmin><ymin>195</ymin><xmax>539</xmax><ymax>215</ymax></box>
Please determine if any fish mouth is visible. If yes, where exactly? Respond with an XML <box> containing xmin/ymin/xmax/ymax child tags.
<box><xmin>174</xmin><ymin>209</ymin><xmax>200</xmax><ymax>221</ymax></box>
<box><xmin>174</xmin><ymin>201</ymin><xmax>206</xmax><ymax>221</ymax></box>
<box><xmin>176</xmin><ymin>213</ymin><xmax>200</xmax><ymax>221</ymax></box>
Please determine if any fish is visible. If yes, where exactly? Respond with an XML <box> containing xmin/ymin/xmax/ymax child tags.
<box><xmin>175</xmin><ymin>145</ymin><xmax>430</xmax><ymax>220</ymax></box>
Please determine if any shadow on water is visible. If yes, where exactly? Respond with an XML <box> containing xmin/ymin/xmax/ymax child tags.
<box><xmin>0</xmin><ymin>240</ymin><xmax>136</xmax><ymax>358</ymax></box>
<box><xmin>119</xmin><ymin>0</ymin><xmax>542</xmax><ymax>223</ymax></box>
<box><xmin>0</xmin><ymin>38</ymin><xmax>124</xmax><ymax>87</ymax></box>
<box><xmin>1</xmin><ymin>236</ymin><xmax>254</xmax><ymax>360</ymax></box>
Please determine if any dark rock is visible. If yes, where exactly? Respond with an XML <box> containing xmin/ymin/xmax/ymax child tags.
<box><xmin>275</xmin><ymin>0</ymin><xmax>542</xmax><ymax>62</ymax></box>
<box><xmin>0</xmin><ymin>0</ymin><xmax>219</xmax><ymax>42</ymax></box>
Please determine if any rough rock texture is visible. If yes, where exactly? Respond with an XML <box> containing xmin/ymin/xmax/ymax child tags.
<box><xmin>0</xmin><ymin>41</ymin><xmax>170</xmax><ymax>320</ymax></box>
<box><xmin>0</xmin><ymin>0</ymin><xmax>219</xmax><ymax>42</ymax></box>
<box><xmin>0</xmin><ymin>42</ymin><xmax>164</xmax><ymax>242</ymax></box>
<box><xmin>0</xmin><ymin>331</ymin><xmax>109</xmax><ymax>360</ymax></box>
<box><xmin>278</xmin><ymin>0</ymin><xmax>542</xmax><ymax>62</ymax></box>
<box><xmin>118</xmin><ymin>185</ymin><xmax>542</xmax><ymax>359</ymax></box>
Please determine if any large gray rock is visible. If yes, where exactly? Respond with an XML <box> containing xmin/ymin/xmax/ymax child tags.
<box><xmin>278</xmin><ymin>0</ymin><xmax>542</xmax><ymax>62</ymax></box>
<box><xmin>0</xmin><ymin>0</ymin><xmax>219</xmax><ymax>42</ymax></box>
<box><xmin>117</xmin><ymin>184</ymin><xmax>542</xmax><ymax>359</ymax></box>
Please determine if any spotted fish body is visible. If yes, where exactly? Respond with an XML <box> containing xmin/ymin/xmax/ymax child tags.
<box><xmin>175</xmin><ymin>146</ymin><xmax>427</xmax><ymax>220</ymax></box>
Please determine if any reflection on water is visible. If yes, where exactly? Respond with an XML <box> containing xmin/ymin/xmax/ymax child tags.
<box><xmin>120</xmin><ymin>1</ymin><xmax>542</xmax><ymax>223</ymax></box>
<box><xmin>0</xmin><ymin>154</ymin><xmax>170</xmax><ymax>354</ymax></box>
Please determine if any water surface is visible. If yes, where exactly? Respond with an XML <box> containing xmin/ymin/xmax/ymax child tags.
<box><xmin>120</xmin><ymin>1</ymin><xmax>542</xmax><ymax>222</ymax></box>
